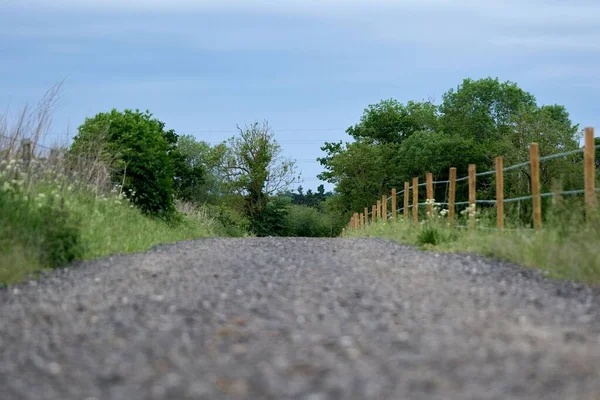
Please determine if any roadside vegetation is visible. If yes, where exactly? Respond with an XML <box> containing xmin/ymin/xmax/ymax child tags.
<box><xmin>318</xmin><ymin>76</ymin><xmax>600</xmax><ymax>284</ymax></box>
<box><xmin>0</xmin><ymin>84</ymin><xmax>344</xmax><ymax>285</ymax></box>
<box><xmin>3</xmin><ymin>75</ymin><xmax>598</xmax><ymax>285</ymax></box>
<box><xmin>348</xmin><ymin>198</ymin><xmax>600</xmax><ymax>284</ymax></box>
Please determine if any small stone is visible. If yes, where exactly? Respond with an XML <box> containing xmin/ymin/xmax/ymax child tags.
<box><xmin>347</xmin><ymin>347</ymin><xmax>361</xmax><ymax>359</ymax></box>
<box><xmin>232</xmin><ymin>344</ymin><xmax>248</xmax><ymax>354</ymax></box>
<box><xmin>166</xmin><ymin>372</ymin><xmax>181</xmax><ymax>387</ymax></box>
<box><xmin>187</xmin><ymin>382</ymin><xmax>210</xmax><ymax>396</ymax></box>
<box><xmin>48</xmin><ymin>362</ymin><xmax>62</xmax><ymax>375</ymax></box>
<box><xmin>304</xmin><ymin>393</ymin><xmax>327</xmax><ymax>400</ymax></box>
<box><xmin>340</xmin><ymin>336</ymin><xmax>353</xmax><ymax>347</ymax></box>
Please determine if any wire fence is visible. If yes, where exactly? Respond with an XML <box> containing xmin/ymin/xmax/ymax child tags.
<box><xmin>345</xmin><ymin>127</ymin><xmax>599</xmax><ymax>234</ymax></box>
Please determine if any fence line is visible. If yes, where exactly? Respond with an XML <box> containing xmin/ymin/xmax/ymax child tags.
<box><xmin>346</xmin><ymin>127</ymin><xmax>599</xmax><ymax>234</ymax></box>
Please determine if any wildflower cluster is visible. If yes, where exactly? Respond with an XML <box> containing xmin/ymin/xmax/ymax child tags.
<box><xmin>425</xmin><ymin>198</ymin><xmax>449</xmax><ymax>220</ymax></box>
<box><xmin>460</xmin><ymin>203</ymin><xmax>478</xmax><ymax>217</ymax></box>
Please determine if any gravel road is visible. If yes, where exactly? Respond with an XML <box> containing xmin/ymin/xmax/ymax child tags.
<box><xmin>1</xmin><ymin>237</ymin><xmax>599</xmax><ymax>400</ymax></box>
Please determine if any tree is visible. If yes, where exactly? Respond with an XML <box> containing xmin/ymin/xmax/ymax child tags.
<box><xmin>318</xmin><ymin>141</ymin><xmax>400</xmax><ymax>214</ymax></box>
<box><xmin>222</xmin><ymin>120</ymin><xmax>298</xmax><ymax>235</ymax></box>
<box><xmin>505</xmin><ymin>104</ymin><xmax>582</xmax><ymax>194</ymax></box>
<box><xmin>395</xmin><ymin>131</ymin><xmax>488</xmax><ymax>202</ymax></box>
<box><xmin>175</xmin><ymin>135</ymin><xmax>228</xmax><ymax>204</ymax></box>
<box><xmin>347</xmin><ymin>99</ymin><xmax>439</xmax><ymax>144</ymax></box>
<box><xmin>440</xmin><ymin>77</ymin><xmax>537</xmax><ymax>142</ymax></box>
<box><xmin>70</xmin><ymin>109</ymin><xmax>178</xmax><ymax>216</ymax></box>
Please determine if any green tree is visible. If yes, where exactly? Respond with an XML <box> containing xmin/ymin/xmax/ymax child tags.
<box><xmin>395</xmin><ymin>131</ymin><xmax>488</xmax><ymax>202</ymax></box>
<box><xmin>70</xmin><ymin>109</ymin><xmax>177</xmax><ymax>216</ymax></box>
<box><xmin>175</xmin><ymin>135</ymin><xmax>228</xmax><ymax>204</ymax></box>
<box><xmin>440</xmin><ymin>77</ymin><xmax>537</xmax><ymax>142</ymax></box>
<box><xmin>318</xmin><ymin>141</ymin><xmax>400</xmax><ymax>214</ymax></box>
<box><xmin>504</xmin><ymin>105</ymin><xmax>582</xmax><ymax>194</ymax></box>
<box><xmin>222</xmin><ymin>120</ymin><xmax>298</xmax><ymax>235</ymax></box>
<box><xmin>347</xmin><ymin>99</ymin><xmax>439</xmax><ymax>144</ymax></box>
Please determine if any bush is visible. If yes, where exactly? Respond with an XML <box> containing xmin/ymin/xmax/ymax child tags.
<box><xmin>285</xmin><ymin>205</ymin><xmax>342</xmax><ymax>237</ymax></box>
<box><xmin>190</xmin><ymin>203</ymin><xmax>250</xmax><ymax>237</ymax></box>
<box><xmin>70</xmin><ymin>109</ymin><xmax>178</xmax><ymax>217</ymax></box>
<box><xmin>250</xmin><ymin>196</ymin><xmax>291</xmax><ymax>237</ymax></box>
<box><xmin>0</xmin><ymin>178</ymin><xmax>83</xmax><ymax>279</ymax></box>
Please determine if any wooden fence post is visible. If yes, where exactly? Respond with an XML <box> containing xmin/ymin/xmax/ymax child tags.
<box><xmin>391</xmin><ymin>189</ymin><xmax>397</xmax><ymax>221</ymax></box>
<box><xmin>360</xmin><ymin>213</ymin><xmax>364</xmax><ymax>230</ymax></box>
<box><xmin>585</xmin><ymin>127</ymin><xmax>597</xmax><ymax>218</ymax></box>
<box><xmin>381</xmin><ymin>195</ymin><xmax>387</xmax><ymax>224</ymax></box>
<box><xmin>412</xmin><ymin>177</ymin><xmax>419</xmax><ymax>224</ymax></box>
<box><xmin>530</xmin><ymin>143</ymin><xmax>542</xmax><ymax>231</ymax></box>
<box><xmin>372</xmin><ymin>204</ymin><xmax>377</xmax><ymax>224</ymax></box>
<box><xmin>364</xmin><ymin>207</ymin><xmax>369</xmax><ymax>225</ymax></box>
<box><xmin>449</xmin><ymin>167</ymin><xmax>456</xmax><ymax>225</ymax></box>
<box><xmin>426</xmin><ymin>172</ymin><xmax>434</xmax><ymax>217</ymax></box>
<box><xmin>468</xmin><ymin>164</ymin><xmax>476</xmax><ymax>230</ymax></box>
<box><xmin>496</xmin><ymin>156</ymin><xmax>504</xmax><ymax>231</ymax></box>
<box><xmin>377</xmin><ymin>200</ymin><xmax>382</xmax><ymax>223</ymax></box>
<box><xmin>404</xmin><ymin>182</ymin><xmax>410</xmax><ymax>222</ymax></box>
<box><xmin>21</xmin><ymin>139</ymin><xmax>32</xmax><ymax>170</ymax></box>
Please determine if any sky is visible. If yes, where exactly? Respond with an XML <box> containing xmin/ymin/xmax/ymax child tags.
<box><xmin>1</xmin><ymin>0</ymin><xmax>599</xmax><ymax>190</ymax></box>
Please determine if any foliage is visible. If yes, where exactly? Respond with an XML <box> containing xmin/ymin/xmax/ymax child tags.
<box><xmin>319</xmin><ymin>141</ymin><xmax>400</xmax><ymax>214</ymax></box>
<box><xmin>351</xmin><ymin>198</ymin><xmax>600</xmax><ymax>284</ymax></box>
<box><xmin>284</xmin><ymin>204</ymin><xmax>345</xmax><ymax>237</ymax></box>
<box><xmin>0</xmin><ymin>167</ymin><xmax>83</xmax><ymax>282</ymax></box>
<box><xmin>191</xmin><ymin>203</ymin><xmax>250</xmax><ymax>237</ymax></box>
<box><xmin>0</xmin><ymin>159</ymin><xmax>216</xmax><ymax>285</ymax></box>
<box><xmin>221</xmin><ymin>121</ymin><xmax>298</xmax><ymax>235</ymax></box>
<box><xmin>288</xmin><ymin>184</ymin><xmax>332</xmax><ymax>209</ymax></box>
<box><xmin>70</xmin><ymin>109</ymin><xmax>178</xmax><ymax>217</ymax></box>
<box><xmin>319</xmin><ymin>76</ymin><xmax>583</xmax><ymax>228</ymax></box>
<box><xmin>346</xmin><ymin>99</ymin><xmax>439</xmax><ymax>144</ymax></box>
<box><xmin>439</xmin><ymin>77</ymin><xmax>537</xmax><ymax>142</ymax></box>
<box><xmin>175</xmin><ymin>135</ymin><xmax>229</xmax><ymax>204</ymax></box>
<box><xmin>249</xmin><ymin>195</ymin><xmax>291</xmax><ymax>237</ymax></box>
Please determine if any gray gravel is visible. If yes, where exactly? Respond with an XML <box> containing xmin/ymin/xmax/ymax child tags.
<box><xmin>1</xmin><ymin>237</ymin><xmax>600</xmax><ymax>400</ymax></box>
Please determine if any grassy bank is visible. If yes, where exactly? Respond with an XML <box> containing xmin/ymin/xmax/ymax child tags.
<box><xmin>348</xmin><ymin>201</ymin><xmax>600</xmax><ymax>285</ymax></box>
<box><xmin>0</xmin><ymin>160</ymin><xmax>218</xmax><ymax>285</ymax></box>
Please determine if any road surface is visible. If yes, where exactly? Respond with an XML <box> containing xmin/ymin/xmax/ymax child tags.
<box><xmin>1</xmin><ymin>238</ymin><xmax>599</xmax><ymax>399</ymax></box>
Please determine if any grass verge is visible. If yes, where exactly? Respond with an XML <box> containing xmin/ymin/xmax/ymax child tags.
<box><xmin>349</xmin><ymin>202</ymin><xmax>600</xmax><ymax>285</ymax></box>
<box><xmin>0</xmin><ymin>169</ymin><xmax>216</xmax><ymax>285</ymax></box>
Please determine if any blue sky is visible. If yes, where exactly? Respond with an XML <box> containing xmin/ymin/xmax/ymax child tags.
<box><xmin>1</xmin><ymin>0</ymin><xmax>599</xmax><ymax>190</ymax></box>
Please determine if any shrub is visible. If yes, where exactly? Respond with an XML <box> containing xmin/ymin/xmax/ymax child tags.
<box><xmin>0</xmin><ymin>177</ymin><xmax>83</xmax><ymax>274</ymax></box>
<box><xmin>285</xmin><ymin>205</ymin><xmax>343</xmax><ymax>237</ymax></box>
<box><xmin>416</xmin><ymin>224</ymin><xmax>441</xmax><ymax>246</ymax></box>
<box><xmin>250</xmin><ymin>196</ymin><xmax>291</xmax><ymax>237</ymax></box>
<box><xmin>70</xmin><ymin>109</ymin><xmax>178</xmax><ymax>217</ymax></box>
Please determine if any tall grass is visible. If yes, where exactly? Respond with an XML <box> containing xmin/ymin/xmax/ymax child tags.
<box><xmin>351</xmin><ymin>198</ymin><xmax>600</xmax><ymax>284</ymax></box>
<box><xmin>0</xmin><ymin>84</ymin><xmax>216</xmax><ymax>285</ymax></box>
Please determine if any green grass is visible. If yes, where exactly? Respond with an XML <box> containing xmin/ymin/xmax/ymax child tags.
<box><xmin>0</xmin><ymin>164</ymin><xmax>215</xmax><ymax>285</ymax></box>
<box><xmin>72</xmin><ymin>192</ymin><xmax>213</xmax><ymax>259</ymax></box>
<box><xmin>350</xmin><ymin>202</ymin><xmax>600</xmax><ymax>285</ymax></box>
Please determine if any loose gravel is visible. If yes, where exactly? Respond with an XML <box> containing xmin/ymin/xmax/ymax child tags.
<box><xmin>1</xmin><ymin>237</ymin><xmax>599</xmax><ymax>400</ymax></box>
